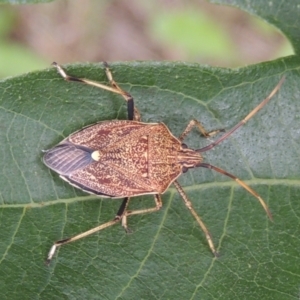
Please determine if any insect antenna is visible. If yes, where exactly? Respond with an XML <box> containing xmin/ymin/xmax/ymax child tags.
<box><xmin>195</xmin><ymin>77</ymin><xmax>285</xmax><ymax>220</ymax></box>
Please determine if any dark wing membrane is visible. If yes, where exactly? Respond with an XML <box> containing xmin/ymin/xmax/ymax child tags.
<box><xmin>43</xmin><ymin>141</ymin><xmax>94</xmax><ymax>176</ymax></box>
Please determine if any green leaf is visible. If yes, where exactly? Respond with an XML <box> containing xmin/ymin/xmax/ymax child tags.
<box><xmin>1</xmin><ymin>3</ymin><xmax>300</xmax><ymax>300</ymax></box>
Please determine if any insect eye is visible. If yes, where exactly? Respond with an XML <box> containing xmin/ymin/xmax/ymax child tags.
<box><xmin>182</xmin><ymin>166</ymin><xmax>188</xmax><ymax>173</ymax></box>
<box><xmin>181</xmin><ymin>143</ymin><xmax>188</xmax><ymax>149</ymax></box>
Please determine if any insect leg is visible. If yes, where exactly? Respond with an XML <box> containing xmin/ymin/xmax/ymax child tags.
<box><xmin>199</xmin><ymin>162</ymin><xmax>272</xmax><ymax>220</ymax></box>
<box><xmin>46</xmin><ymin>197</ymin><xmax>129</xmax><ymax>265</ymax></box>
<box><xmin>173</xmin><ymin>180</ymin><xmax>218</xmax><ymax>257</ymax></box>
<box><xmin>125</xmin><ymin>194</ymin><xmax>162</xmax><ymax>216</ymax></box>
<box><xmin>117</xmin><ymin>197</ymin><xmax>130</xmax><ymax>232</ymax></box>
<box><xmin>178</xmin><ymin>119</ymin><xmax>224</xmax><ymax>142</ymax></box>
<box><xmin>52</xmin><ymin>62</ymin><xmax>140</xmax><ymax>121</ymax></box>
<box><xmin>197</xmin><ymin>77</ymin><xmax>285</xmax><ymax>153</ymax></box>
<box><xmin>103</xmin><ymin>62</ymin><xmax>141</xmax><ymax>121</ymax></box>
<box><xmin>46</xmin><ymin>196</ymin><xmax>162</xmax><ymax>264</ymax></box>
<box><xmin>121</xmin><ymin>194</ymin><xmax>162</xmax><ymax>232</ymax></box>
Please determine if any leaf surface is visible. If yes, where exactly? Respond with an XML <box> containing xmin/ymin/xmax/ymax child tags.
<box><xmin>1</xmin><ymin>1</ymin><xmax>300</xmax><ymax>299</ymax></box>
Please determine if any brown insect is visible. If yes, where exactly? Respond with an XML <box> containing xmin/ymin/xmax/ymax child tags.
<box><xmin>44</xmin><ymin>62</ymin><xmax>284</xmax><ymax>264</ymax></box>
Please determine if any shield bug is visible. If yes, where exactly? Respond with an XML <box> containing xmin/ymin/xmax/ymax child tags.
<box><xmin>44</xmin><ymin>62</ymin><xmax>284</xmax><ymax>264</ymax></box>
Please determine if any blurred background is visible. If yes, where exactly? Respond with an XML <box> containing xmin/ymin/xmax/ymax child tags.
<box><xmin>0</xmin><ymin>0</ymin><xmax>293</xmax><ymax>78</ymax></box>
